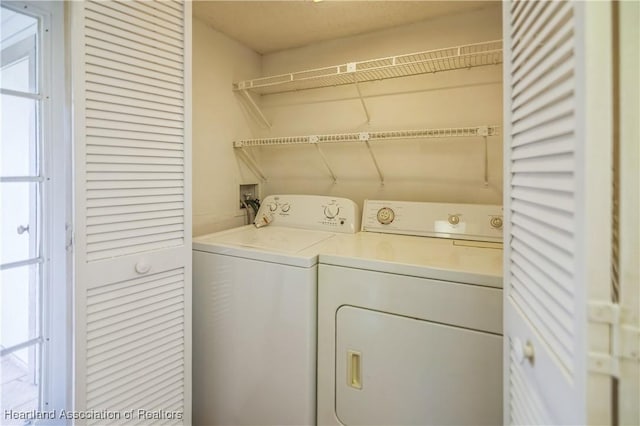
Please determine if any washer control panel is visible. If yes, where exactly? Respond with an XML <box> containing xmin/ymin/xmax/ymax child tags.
<box><xmin>254</xmin><ymin>195</ymin><xmax>360</xmax><ymax>233</ymax></box>
<box><xmin>363</xmin><ymin>200</ymin><xmax>503</xmax><ymax>242</ymax></box>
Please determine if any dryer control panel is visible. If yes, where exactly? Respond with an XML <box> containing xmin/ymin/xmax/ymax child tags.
<box><xmin>254</xmin><ymin>195</ymin><xmax>360</xmax><ymax>233</ymax></box>
<box><xmin>362</xmin><ymin>200</ymin><xmax>503</xmax><ymax>243</ymax></box>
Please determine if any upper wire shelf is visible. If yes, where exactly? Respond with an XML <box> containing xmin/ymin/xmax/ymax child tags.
<box><xmin>233</xmin><ymin>40</ymin><xmax>502</xmax><ymax>95</ymax></box>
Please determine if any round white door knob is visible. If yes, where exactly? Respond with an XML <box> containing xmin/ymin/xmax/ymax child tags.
<box><xmin>135</xmin><ymin>261</ymin><xmax>151</xmax><ymax>274</ymax></box>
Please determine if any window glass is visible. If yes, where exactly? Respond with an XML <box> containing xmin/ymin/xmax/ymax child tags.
<box><xmin>1</xmin><ymin>263</ymin><xmax>41</xmax><ymax>348</ymax></box>
<box><xmin>0</xmin><ymin>7</ymin><xmax>38</xmax><ymax>93</ymax></box>
<box><xmin>0</xmin><ymin>5</ymin><xmax>43</xmax><ymax>417</ymax></box>
<box><xmin>1</xmin><ymin>182</ymin><xmax>39</xmax><ymax>265</ymax></box>
<box><xmin>1</xmin><ymin>95</ymin><xmax>38</xmax><ymax>176</ymax></box>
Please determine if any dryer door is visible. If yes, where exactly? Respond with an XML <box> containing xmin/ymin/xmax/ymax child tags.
<box><xmin>335</xmin><ymin>306</ymin><xmax>502</xmax><ymax>426</ymax></box>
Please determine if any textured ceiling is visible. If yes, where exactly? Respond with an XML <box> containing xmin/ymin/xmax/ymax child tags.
<box><xmin>193</xmin><ymin>1</ymin><xmax>498</xmax><ymax>54</ymax></box>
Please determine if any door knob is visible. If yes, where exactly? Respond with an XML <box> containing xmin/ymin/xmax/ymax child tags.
<box><xmin>135</xmin><ymin>261</ymin><xmax>151</xmax><ymax>274</ymax></box>
<box><xmin>17</xmin><ymin>224</ymin><xmax>29</xmax><ymax>235</ymax></box>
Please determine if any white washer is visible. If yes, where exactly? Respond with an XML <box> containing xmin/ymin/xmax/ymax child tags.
<box><xmin>317</xmin><ymin>200</ymin><xmax>504</xmax><ymax>426</ymax></box>
<box><xmin>193</xmin><ymin>195</ymin><xmax>360</xmax><ymax>426</ymax></box>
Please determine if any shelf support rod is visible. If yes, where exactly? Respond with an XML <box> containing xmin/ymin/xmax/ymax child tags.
<box><xmin>236</xmin><ymin>145</ymin><xmax>267</xmax><ymax>182</ymax></box>
<box><xmin>483</xmin><ymin>135</ymin><xmax>489</xmax><ymax>187</ymax></box>
<box><xmin>240</xmin><ymin>90</ymin><xmax>271</xmax><ymax>129</ymax></box>
<box><xmin>350</xmin><ymin>65</ymin><xmax>371</xmax><ymax>123</ymax></box>
<box><xmin>360</xmin><ymin>133</ymin><xmax>384</xmax><ymax>185</ymax></box>
<box><xmin>310</xmin><ymin>137</ymin><xmax>337</xmax><ymax>183</ymax></box>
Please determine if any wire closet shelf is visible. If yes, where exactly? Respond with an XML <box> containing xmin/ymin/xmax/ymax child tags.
<box><xmin>233</xmin><ymin>126</ymin><xmax>500</xmax><ymax>186</ymax></box>
<box><xmin>233</xmin><ymin>126</ymin><xmax>500</xmax><ymax>148</ymax></box>
<box><xmin>233</xmin><ymin>40</ymin><xmax>503</xmax><ymax>95</ymax></box>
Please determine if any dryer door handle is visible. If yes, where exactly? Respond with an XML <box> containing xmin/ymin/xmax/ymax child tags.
<box><xmin>347</xmin><ymin>350</ymin><xmax>362</xmax><ymax>390</ymax></box>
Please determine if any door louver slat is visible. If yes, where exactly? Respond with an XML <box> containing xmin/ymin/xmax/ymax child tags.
<box><xmin>103</xmin><ymin>0</ymin><xmax>184</xmax><ymax>33</ymax></box>
<box><xmin>86</xmin><ymin>155</ymin><xmax>184</xmax><ymax>166</ymax></box>
<box><xmin>511</xmin><ymin>2</ymin><xmax>571</xmax><ymax>75</ymax></box>
<box><xmin>510</xmin><ymin>199</ymin><xmax>573</xmax><ymax>233</ymax></box>
<box><xmin>511</xmin><ymin>2</ymin><xmax>548</xmax><ymax>57</ymax></box>
<box><xmin>511</xmin><ymin>186</ymin><xmax>573</xmax><ymax>212</ymax></box>
<box><xmin>88</xmin><ymin>128</ymin><xmax>183</xmax><ymax>143</ymax></box>
<box><xmin>86</xmin><ymin>55</ymin><xmax>183</xmax><ymax>86</ymax></box>
<box><xmin>511</xmin><ymin>115</ymin><xmax>574</xmax><ymax>147</ymax></box>
<box><xmin>85</xmin><ymin>27</ymin><xmax>183</xmax><ymax>68</ymax></box>
<box><xmin>124</xmin><ymin>0</ymin><xmax>183</xmax><ymax>22</ymax></box>
<box><xmin>87</xmin><ymin>187</ymin><xmax>184</xmax><ymax>199</ymax></box>
<box><xmin>86</xmin><ymin>3</ymin><xmax>184</xmax><ymax>46</ymax></box>
<box><xmin>86</xmin><ymin>100</ymin><xmax>184</xmax><ymax>120</ymax></box>
<box><xmin>87</xmin><ymin>344</ymin><xmax>184</xmax><ymax>385</ymax></box>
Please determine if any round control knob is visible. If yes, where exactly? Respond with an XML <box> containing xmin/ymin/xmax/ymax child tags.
<box><xmin>324</xmin><ymin>204</ymin><xmax>340</xmax><ymax>219</ymax></box>
<box><xmin>281</xmin><ymin>203</ymin><xmax>290</xmax><ymax>213</ymax></box>
<box><xmin>448</xmin><ymin>215</ymin><xmax>460</xmax><ymax>225</ymax></box>
<box><xmin>268</xmin><ymin>202</ymin><xmax>278</xmax><ymax>212</ymax></box>
<box><xmin>490</xmin><ymin>216</ymin><xmax>503</xmax><ymax>229</ymax></box>
<box><xmin>376</xmin><ymin>207</ymin><xmax>395</xmax><ymax>225</ymax></box>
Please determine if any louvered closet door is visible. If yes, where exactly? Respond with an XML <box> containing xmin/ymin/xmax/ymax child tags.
<box><xmin>503</xmin><ymin>1</ymin><xmax>613</xmax><ymax>424</ymax></box>
<box><xmin>72</xmin><ymin>1</ymin><xmax>191</xmax><ymax>423</ymax></box>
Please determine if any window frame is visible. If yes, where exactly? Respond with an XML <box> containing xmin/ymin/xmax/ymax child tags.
<box><xmin>1</xmin><ymin>1</ymin><xmax>70</xmax><ymax>421</ymax></box>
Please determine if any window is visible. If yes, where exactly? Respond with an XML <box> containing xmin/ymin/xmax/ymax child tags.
<box><xmin>1</xmin><ymin>2</ymin><xmax>68</xmax><ymax>423</ymax></box>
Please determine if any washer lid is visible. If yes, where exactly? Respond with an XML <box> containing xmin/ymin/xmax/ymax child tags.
<box><xmin>193</xmin><ymin>225</ymin><xmax>335</xmax><ymax>267</ymax></box>
<box><xmin>318</xmin><ymin>232</ymin><xmax>503</xmax><ymax>288</ymax></box>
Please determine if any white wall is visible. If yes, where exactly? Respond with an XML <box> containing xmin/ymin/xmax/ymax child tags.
<box><xmin>192</xmin><ymin>17</ymin><xmax>262</xmax><ymax>236</ymax></box>
<box><xmin>256</xmin><ymin>6</ymin><xmax>503</xmax><ymax>208</ymax></box>
<box><xmin>192</xmin><ymin>5</ymin><xmax>503</xmax><ymax>235</ymax></box>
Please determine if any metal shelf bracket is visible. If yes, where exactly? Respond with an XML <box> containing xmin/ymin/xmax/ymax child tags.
<box><xmin>478</xmin><ymin>125</ymin><xmax>490</xmax><ymax>187</ymax></box>
<box><xmin>348</xmin><ymin>63</ymin><xmax>371</xmax><ymax>123</ymax></box>
<box><xmin>310</xmin><ymin>135</ymin><xmax>337</xmax><ymax>183</ymax></box>
<box><xmin>235</xmin><ymin>142</ymin><xmax>267</xmax><ymax>182</ymax></box>
<box><xmin>239</xmin><ymin>90</ymin><xmax>271</xmax><ymax>129</ymax></box>
<box><xmin>360</xmin><ymin>132</ymin><xmax>384</xmax><ymax>184</ymax></box>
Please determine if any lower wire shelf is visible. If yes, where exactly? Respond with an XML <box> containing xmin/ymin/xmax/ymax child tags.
<box><xmin>234</xmin><ymin>125</ymin><xmax>500</xmax><ymax>185</ymax></box>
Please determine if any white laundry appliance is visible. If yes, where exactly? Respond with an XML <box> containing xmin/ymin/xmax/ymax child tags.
<box><xmin>192</xmin><ymin>194</ymin><xmax>360</xmax><ymax>426</ymax></box>
<box><xmin>317</xmin><ymin>200</ymin><xmax>504</xmax><ymax>426</ymax></box>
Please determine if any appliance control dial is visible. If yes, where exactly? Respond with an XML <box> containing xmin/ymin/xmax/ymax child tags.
<box><xmin>324</xmin><ymin>204</ymin><xmax>340</xmax><ymax>219</ymax></box>
<box><xmin>490</xmin><ymin>216</ymin><xmax>503</xmax><ymax>229</ymax></box>
<box><xmin>448</xmin><ymin>215</ymin><xmax>460</xmax><ymax>225</ymax></box>
<box><xmin>281</xmin><ymin>203</ymin><xmax>290</xmax><ymax>213</ymax></box>
<box><xmin>268</xmin><ymin>202</ymin><xmax>278</xmax><ymax>212</ymax></box>
<box><xmin>376</xmin><ymin>207</ymin><xmax>395</xmax><ymax>225</ymax></box>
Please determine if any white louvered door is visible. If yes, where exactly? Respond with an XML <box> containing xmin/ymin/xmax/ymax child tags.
<box><xmin>71</xmin><ymin>1</ymin><xmax>191</xmax><ymax>423</ymax></box>
<box><xmin>503</xmin><ymin>1</ymin><xmax>614</xmax><ymax>424</ymax></box>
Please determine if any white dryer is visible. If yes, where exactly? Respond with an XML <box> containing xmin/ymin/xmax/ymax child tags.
<box><xmin>192</xmin><ymin>195</ymin><xmax>360</xmax><ymax>426</ymax></box>
<box><xmin>317</xmin><ymin>200</ymin><xmax>504</xmax><ymax>426</ymax></box>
